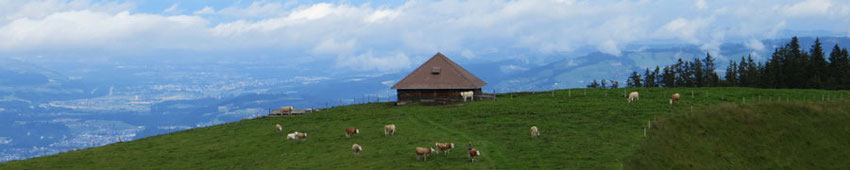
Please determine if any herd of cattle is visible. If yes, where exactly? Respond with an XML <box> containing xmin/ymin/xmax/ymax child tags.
<box><xmin>271</xmin><ymin>91</ymin><xmax>681</xmax><ymax>163</ymax></box>
<box><xmin>276</xmin><ymin>123</ymin><xmax>495</xmax><ymax>162</ymax></box>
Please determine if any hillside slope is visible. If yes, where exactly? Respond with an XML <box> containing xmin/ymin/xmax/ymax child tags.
<box><xmin>625</xmin><ymin>102</ymin><xmax>850</xmax><ymax>169</ymax></box>
<box><xmin>1</xmin><ymin>88</ymin><xmax>848</xmax><ymax>169</ymax></box>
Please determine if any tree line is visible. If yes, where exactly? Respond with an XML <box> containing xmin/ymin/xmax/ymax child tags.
<box><xmin>616</xmin><ymin>37</ymin><xmax>850</xmax><ymax>90</ymax></box>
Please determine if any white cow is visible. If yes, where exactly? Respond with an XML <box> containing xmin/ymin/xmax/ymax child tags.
<box><xmin>384</xmin><ymin>124</ymin><xmax>396</xmax><ymax>136</ymax></box>
<box><xmin>352</xmin><ymin>144</ymin><xmax>363</xmax><ymax>156</ymax></box>
<box><xmin>461</xmin><ymin>91</ymin><xmax>474</xmax><ymax>102</ymax></box>
<box><xmin>286</xmin><ymin>132</ymin><xmax>300</xmax><ymax>140</ymax></box>
<box><xmin>628</xmin><ymin>91</ymin><xmax>639</xmax><ymax>103</ymax></box>
<box><xmin>530</xmin><ymin>126</ymin><xmax>540</xmax><ymax>138</ymax></box>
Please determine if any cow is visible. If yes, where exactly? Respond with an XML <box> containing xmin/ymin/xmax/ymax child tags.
<box><xmin>275</xmin><ymin>124</ymin><xmax>283</xmax><ymax>132</ymax></box>
<box><xmin>345</xmin><ymin>127</ymin><xmax>360</xmax><ymax>138</ymax></box>
<box><xmin>415</xmin><ymin>147</ymin><xmax>436</xmax><ymax>161</ymax></box>
<box><xmin>628</xmin><ymin>91</ymin><xmax>640</xmax><ymax>103</ymax></box>
<box><xmin>352</xmin><ymin>144</ymin><xmax>363</xmax><ymax>156</ymax></box>
<box><xmin>286</xmin><ymin>132</ymin><xmax>300</xmax><ymax>140</ymax></box>
<box><xmin>435</xmin><ymin>142</ymin><xmax>455</xmax><ymax>155</ymax></box>
<box><xmin>670</xmin><ymin>93</ymin><xmax>681</xmax><ymax>104</ymax></box>
<box><xmin>295</xmin><ymin>132</ymin><xmax>307</xmax><ymax>142</ymax></box>
<box><xmin>530</xmin><ymin>126</ymin><xmax>540</xmax><ymax>138</ymax></box>
<box><xmin>281</xmin><ymin>106</ymin><xmax>294</xmax><ymax>116</ymax></box>
<box><xmin>461</xmin><ymin>91</ymin><xmax>474</xmax><ymax>102</ymax></box>
<box><xmin>384</xmin><ymin>124</ymin><xmax>396</xmax><ymax>136</ymax></box>
<box><xmin>468</xmin><ymin>143</ymin><xmax>481</xmax><ymax>162</ymax></box>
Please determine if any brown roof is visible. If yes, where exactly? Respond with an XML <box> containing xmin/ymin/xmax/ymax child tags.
<box><xmin>392</xmin><ymin>53</ymin><xmax>486</xmax><ymax>89</ymax></box>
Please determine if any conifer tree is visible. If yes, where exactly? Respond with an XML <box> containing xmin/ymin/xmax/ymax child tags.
<box><xmin>627</xmin><ymin>71</ymin><xmax>642</xmax><ymax>87</ymax></box>
<box><xmin>643</xmin><ymin>68</ymin><xmax>654</xmax><ymax>87</ymax></box>
<box><xmin>725</xmin><ymin>61</ymin><xmax>738</xmax><ymax>86</ymax></box>
<box><xmin>703</xmin><ymin>53</ymin><xmax>719</xmax><ymax>86</ymax></box>
<box><xmin>808</xmin><ymin>38</ymin><xmax>828</xmax><ymax>89</ymax></box>
<box><xmin>653</xmin><ymin>66</ymin><xmax>662</xmax><ymax>87</ymax></box>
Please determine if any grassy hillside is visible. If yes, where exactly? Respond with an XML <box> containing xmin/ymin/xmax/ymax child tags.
<box><xmin>2</xmin><ymin>88</ymin><xmax>849</xmax><ymax>169</ymax></box>
<box><xmin>624</xmin><ymin>101</ymin><xmax>850</xmax><ymax>169</ymax></box>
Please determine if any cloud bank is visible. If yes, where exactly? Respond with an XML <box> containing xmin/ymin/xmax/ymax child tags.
<box><xmin>1</xmin><ymin>0</ymin><xmax>849</xmax><ymax>72</ymax></box>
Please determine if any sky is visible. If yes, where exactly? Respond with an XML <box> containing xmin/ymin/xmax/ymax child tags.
<box><xmin>1</xmin><ymin>0</ymin><xmax>849</xmax><ymax>73</ymax></box>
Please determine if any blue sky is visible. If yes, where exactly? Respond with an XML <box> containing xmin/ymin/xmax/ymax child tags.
<box><xmin>1</xmin><ymin>0</ymin><xmax>849</xmax><ymax>72</ymax></box>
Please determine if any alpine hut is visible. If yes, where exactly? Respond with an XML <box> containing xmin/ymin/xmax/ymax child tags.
<box><xmin>391</xmin><ymin>53</ymin><xmax>487</xmax><ymax>102</ymax></box>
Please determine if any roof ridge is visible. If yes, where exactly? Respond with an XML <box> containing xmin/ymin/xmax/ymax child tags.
<box><xmin>391</xmin><ymin>53</ymin><xmax>486</xmax><ymax>89</ymax></box>
<box><xmin>437</xmin><ymin>54</ymin><xmax>481</xmax><ymax>86</ymax></box>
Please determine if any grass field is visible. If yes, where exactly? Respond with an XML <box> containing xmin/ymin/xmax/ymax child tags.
<box><xmin>624</xmin><ymin>101</ymin><xmax>850</xmax><ymax>169</ymax></box>
<box><xmin>2</xmin><ymin>87</ymin><xmax>849</xmax><ymax>169</ymax></box>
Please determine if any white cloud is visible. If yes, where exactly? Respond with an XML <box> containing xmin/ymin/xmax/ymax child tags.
<box><xmin>2</xmin><ymin>0</ymin><xmax>850</xmax><ymax>72</ymax></box>
<box><xmin>287</xmin><ymin>3</ymin><xmax>335</xmax><ymax>21</ymax></box>
<box><xmin>784</xmin><ymin>0</ymin><xmax>832</xmax><ymax>17</ymax></box>
<box><xmin>658</xmin><ymin>17</ymin><xmax>713</xmax><ymax>43</ymax></box>
<box><xmin>194</xmin><ymin>6</ymin><xmax>215</xmax><ymax>15</ymax></box>
<box><xmin>215</xmin><ymin>1</ymin><xmax>283</xmax><ymax>18</ymax></box>
<box><xmin>312</xmin><ymin>39</ymin><xmax>357</xmax><ymax>55</ymax></box>
<box><xmin>364</xmin><ymin>9</ymin><xmax>399</xmax><ymax>23</ymax></box>
<box><xmin>336</xmin><ymin>52</ymin><xmax>411</xmax><ymax>72</ymax></box>
<box><xmin>0</xmin><ymin>10</ymin><xmax>208</xmax><ymax>51</ymax></box>
<box><xmin>744</xmin><ymin>39</ymin><xmax>766</xmax><ymax>51</ymax></box>
<box><xmin>163</xmin><ymin>4</ymin><xmax>179</xmax><ymax>14</ymax></box>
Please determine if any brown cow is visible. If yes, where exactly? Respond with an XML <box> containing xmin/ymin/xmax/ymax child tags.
<box><xmin>469</xmin><ymin>148</ymin><xmax>481</xmax><ymax>162</ymax></box>
<box><xmin>295</xmin><ymin>132</ymin><xmax>307</xmax><ymax>142</ymax></box>
<box><xmin>345</xmin><ymin>127</ymin><xmax>360</xmax><ymax>138</ymax></box>
<box><xmin>435</xmin><ymin>142</ymin><xmax>455</xmax><ymax>155</ymax></box>
<box><xmin>670</xmin><ymin>93</ymin><xmax>681</xmax><ymax>104</ymax></box>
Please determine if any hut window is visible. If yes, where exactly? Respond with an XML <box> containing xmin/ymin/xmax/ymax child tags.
<box><xmin>431</xmin><ymin>67</ymin><xmax>441</xmax><ymax>74</ymax></box>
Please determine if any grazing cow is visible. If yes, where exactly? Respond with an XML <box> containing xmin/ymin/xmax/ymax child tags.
<box><xmin>435</xmin><ymin>142</ymin><xmax>455</xmax><ymax>155</ymax></box>
<box><xmin>345</xmin><ymin>127</ymin><xmax>360</xmax><ymax>138</ymax></box>
<box><xmin>468</xmin><ymin>144</ymin><xmax>481</xmax><ymax>163</ymax></box>
<box><xmin>384</xmin><ymin>124</ymin><xmax>396</xmax><ymax>136</ymax></box>
<box><xmin>352</xmin><ymin>144</ymin><xmax>363</xmax><ymax>156</ymax></box>
<box><xmin>628</xmin><ymin>91</ymin><xmax>640</xmax><ymax>103</ymax></box>
<box><xmin>281</xmin><ymin>106</ymin><xmax>294</xmax><ymax>116</ymax></box>
<box><xmin>286</xmin><ymin>132</ymin><xmax>300</xmax><ymax>140</ymax></box>
<box><xmin>295</xmin><ymin>132</ymin><xmax>308</xmax><ymax>142</ymax></box>
<box><xmin>530</xmin><ymin>126</ymin><xmax>540</xmax><ymax>138</ymax></box>
<box><xmin>415</xmin><ymin>147</ymin><xmax>436</xmax><ymax>161</ymax></box>
<box><xmin>670</xmin><ymin>93</ymin><xmax>681</xmax><ymax>104</ymax></box>
<box><xmin>460</xmin><ymin>91</ymin><xmax>474</xmax><ymax>102</ymax></box>
<box><xmin>275</xmin><ymin>124</ymin><xmax>283</xmax><ymax>132</ymax></box>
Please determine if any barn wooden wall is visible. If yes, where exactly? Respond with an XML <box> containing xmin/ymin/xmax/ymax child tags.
<box><xmin>396</xmin><ymin>89</ymin><xmax>482</xmax><ymax>102</ymax></box>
